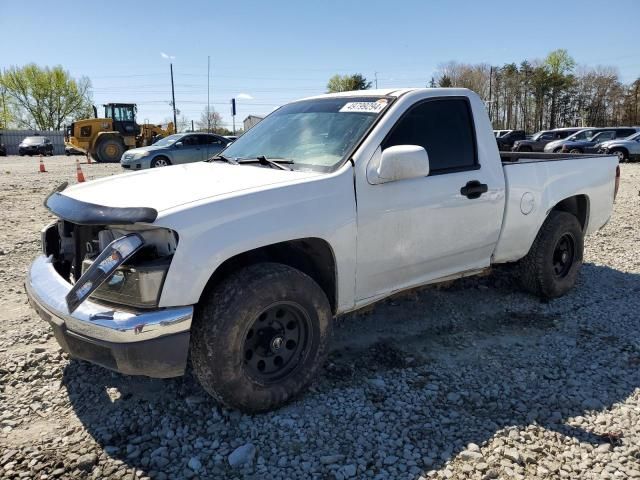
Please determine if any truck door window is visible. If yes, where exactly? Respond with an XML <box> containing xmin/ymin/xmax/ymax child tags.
<box><xmin>382</xmin><ymin>98</ymin><xmax>477</xmax><ymax>173</ymax></box>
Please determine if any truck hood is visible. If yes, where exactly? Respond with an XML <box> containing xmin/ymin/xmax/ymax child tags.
<box><xmin>61</xmin><ymin>162</ymin><xmax>322</xmax><ymax>214</ymax></box>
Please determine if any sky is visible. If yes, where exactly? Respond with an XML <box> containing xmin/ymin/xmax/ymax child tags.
<box><xmin>1</xmin><ymin>0</ymin><xmax>638</xmax><ymax>130</ymax></box>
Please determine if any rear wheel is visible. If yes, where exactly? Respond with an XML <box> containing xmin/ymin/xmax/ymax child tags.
<box><xmin>191</xmin><ymin>263</ymin><xmax>332</xmax><ymax>412</ymax></box>
<box><xmin>518</xmin><ymin>211</ymin><xmax>584</xmax><ymax>299</ymax></box>
<box><xmin>95</xmin><ymin>138</ymin><xmax>124</xmax><ymax>163</ymax></box>
<box><xmin>569</xmin><ymin>148</ymin><xmax>582</xmax><ymax>154</ymax></box>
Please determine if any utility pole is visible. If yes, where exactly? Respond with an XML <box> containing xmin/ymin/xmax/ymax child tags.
<box><xmin>191</xmin><ymin>119</ymin><xmax>194</xmax><ymax>132</ymax></box>
<box><xmin>374</xmin><ymin>72</ymin><xmax>378</xmax><ymax>89</ymax></box>
<box><xmin>207</xmin><ymin>56</ymin><xmax>211</xmax><ymax>133</ymax></box>
<box><xmin>170</xmin><ymin>63</ymin><xmax>177</xmax><ymax>133</ymax></box>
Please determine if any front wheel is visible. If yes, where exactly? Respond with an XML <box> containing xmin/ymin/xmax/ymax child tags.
<box><xmin>191</xmin><ymin>263</ymin><xmax>332</xmax><ymax>412</ymax></box>
<box><xmin>569</xmin><ymin>148</ymin><xmax>582</xmax><ymax>154</ymax></box>
<box><xmin>95</xmin><ymin>138</ymin><xmax>124</xmax><ymax>163</ymax></box>
<box><xmin>518</xmin><ymin>211</ymin><xmax>584</xmax><ymax>299</ymax></box>
<box><xmin>151</xmin><ymin>156</ymin><xmax>171</xmax><ymax>168</ymax></box>
<box><xmin>611</xmin><ymin>149</ymin><xmax>628</xmax><ymax>163</ymax></box>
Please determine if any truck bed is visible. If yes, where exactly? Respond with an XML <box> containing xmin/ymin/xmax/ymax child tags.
<box><xmin>493</xmin><ymin>151</ymin><xmax>618</xmax><ymax>264</ymax></box>
<box><xmin>500</xmin><ymin>151</ymin><xmax>608</xmax><ymax>164</ymax></box>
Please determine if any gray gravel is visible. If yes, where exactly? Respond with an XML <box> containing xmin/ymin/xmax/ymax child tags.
<box><xmin>1</xmin><ymin>155</ymin><xmax>640</xmax><ymax>479</ymax></box>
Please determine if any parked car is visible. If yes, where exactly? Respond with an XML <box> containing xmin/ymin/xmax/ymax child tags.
<box><xmin>512</xmin><ymin>127</ymin><xmax>582</xmax><ymax>152</ymax></box>
<box><xmin>495</xmin><ymin>130</ymin><xmax>526</xmax><ymax>151</ymax></box>
<box><xmin>224</xmin><ymin>135</ymin><xmax>239</xmax><ymax>142</ymax></box>
<box><xmin>598</xmin><ymin>131</ymin><xmax>640</xmax><ymax>162</ymax></box>
<box><xmin>494</xmin><ymin>129</ymin><xmax>510</xmax><ymax>137</ymax></box>
<box><xmin>544</xmin><ymin>127</ymin><xmax>635</xmax><ymax>153</ymax></box>
<box><xmin>0</xmin><ymin>135</ymin><xmax>6</xmax><ymax>156</ymax></box>
<box><xmin>561</xmin><ymin>128</ymin><xmax>639</xmax><ymax>154</ymax></box>
<box><xmin>27</xmin><ymin>88</ymin><xmax>619</xmax><ymax>412</ymax></box>
<box><xmin>18</xmin><ymin>136</ymin><xmax>54</xmax><ymax>156</ymax></box>
<box><xmin>120</xmin><ymin>132</ymin><xmax>231</xmax><ymax>170</ymax></box>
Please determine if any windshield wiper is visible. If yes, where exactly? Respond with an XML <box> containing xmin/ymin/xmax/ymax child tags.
<box><xmin>237</xmin><ymin>156</ymin><xmax>293</xmax><ymax>171</ymax></box>
<box><xmin>208</xmin><ymin>154</ymin><xmax>238</xmax><ymax>164</ymax></box>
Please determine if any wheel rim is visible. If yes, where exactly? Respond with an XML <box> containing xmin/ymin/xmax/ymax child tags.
<box><xmin>243</xmin><ymin>302</ymin><xmax>311</xmax><ymax>383</ymax></box>
<box><xmin>570</xmin><ymin>149</ymin><xmax>581</xmax><ymax>154</ymax></box>
<box><xmin>105</xmin><ymin>143</ymin><xmax>118</xmax><ymax>158</ymax></box>
<box><xmin>552</xmin><ymin>233</ymin><xmax>576</xmax><ymax>278</ymax></box>
<box><xmin>615</xmin><ymin>151</ymin><xmax>625</xmax><ymax>162</ymax></box>
<box><xmin>154</xmin><ymin>158</ymin><xmax>168</xmax><ymax>167</ymax></box>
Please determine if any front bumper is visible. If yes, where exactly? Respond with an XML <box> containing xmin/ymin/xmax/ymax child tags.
<box><xmin>25</xmin><ymin>255</ymin><xmax>193</xmax><ymax>378</ymax></box>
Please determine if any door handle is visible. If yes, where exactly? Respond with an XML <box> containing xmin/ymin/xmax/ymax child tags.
<box><xmin>460</xmin><ymin>180</ymin><xmax>488</xmax><ymax>199</ymax></box>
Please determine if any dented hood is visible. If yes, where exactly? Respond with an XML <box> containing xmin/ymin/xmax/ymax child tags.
<box><xmin>60</xmin><ymin>161</ymin><xmax>321</xmax><ymax>215</ymax></box>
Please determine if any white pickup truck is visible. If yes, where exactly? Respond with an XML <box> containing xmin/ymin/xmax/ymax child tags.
<box><xmin>26</xmin><ymin>88</ymin><xmax>620</xmax><ymax>412</ymax></box>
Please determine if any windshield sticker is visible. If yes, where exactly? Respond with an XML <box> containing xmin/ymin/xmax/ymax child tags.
<box><xmin>339</xmin><ymin>101</ymin><xmax>387</xmax><ymax>114</ymax></box>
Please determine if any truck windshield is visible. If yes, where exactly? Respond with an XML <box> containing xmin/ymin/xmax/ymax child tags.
<box><xmin>222</xmin><ymin>96</ymin><xmax>391</xmax><ymax>171</ymax></box>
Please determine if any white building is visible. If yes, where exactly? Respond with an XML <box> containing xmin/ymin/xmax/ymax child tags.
<box><xmin>243</xmin><ymin>115</ymin><xmax>264</xmax><ymax>131</ymax></box>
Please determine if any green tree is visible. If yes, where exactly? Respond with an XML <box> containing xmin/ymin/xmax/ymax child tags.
<box><xmin>0</xmin><ymin>64</ymin><xmax>93</xmax><ymax>130</ymax></box>
<box><xmin>544</xmin><ymin>49</ymin><xmax>575</xmax><ymax>128</ymax></box>
<box><xmin>326</xmin><ymin>73</ymin><xmax>372</xmax><ymax>93</ymax></box>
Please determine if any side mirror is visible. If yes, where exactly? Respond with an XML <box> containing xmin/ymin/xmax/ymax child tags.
<box><xmin>370</xmin><ymin>145</ymin><xmax>430</xmax><ymax>184</ymax></box>
<box><xmin>175</xmin><ymin>141</ymin><xmax>183</xmax><ymax>148</ymax></box>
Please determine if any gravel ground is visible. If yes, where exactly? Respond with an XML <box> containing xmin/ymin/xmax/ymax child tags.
<box><xmin>1</xmin><ymin>155</ymin><xmax>639</xmax><ymax>480</ymax></box>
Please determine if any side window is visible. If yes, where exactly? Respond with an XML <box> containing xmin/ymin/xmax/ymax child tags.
<box><xmin>204</xmin><ymin>135</ymin><xmax>224</xmax><ymax>145</ymax></box>
<box><xmin>382</xmin><ymin>98</ymin><xmax>477</xmax><ymax>172</ymax></box>
<box><xmin>616</xmin><ymin>129</ymin><xmax>635</xmax><ymax>138</ymax></box>
<box><xmin>599</xmin><ymin>131</ymin><xmax>615</xmax><ymax>141</ymax></box>
<box><xmin>182</xmin><ymin>136</ymin><xmax>198</xmax><ymax>146</ymax></box>
<box><xmin>540</xmin><ymin>133</ymin><xmax>554</xmax><ymax>140</ymax></box>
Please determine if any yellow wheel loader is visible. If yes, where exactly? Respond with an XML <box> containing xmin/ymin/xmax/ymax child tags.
<box><xmin>65</xmin><ymin>103</ymin><xmax>175</xmax><ymax>163</ymax></box>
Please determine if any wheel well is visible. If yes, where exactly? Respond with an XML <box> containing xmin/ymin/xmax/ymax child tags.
<box><xmin>610</xmin><ymin>146</ymin><xmax>628</xmax><ymax>155</ymax></box>
<box><xmin>551</xmin><ymin>195</ymin><xmax>589</xmax><ymax>231</ymax></box>
<box><xmin>200</xmin><ymin>238</ymin><xmax>338</xmax><ymax>313</ymax></box>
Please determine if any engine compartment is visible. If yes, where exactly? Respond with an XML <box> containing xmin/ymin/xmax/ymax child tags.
<box><xmin>43</xmin><ymin>220</ymin><xmax>178</xmax><ymax>309</ymax></box>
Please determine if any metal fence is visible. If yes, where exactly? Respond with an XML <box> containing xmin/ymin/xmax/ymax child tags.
<box><xmin>0</xmin><ymin>130</ymin><xmax>66</xmax><ymax>155</ymax></box>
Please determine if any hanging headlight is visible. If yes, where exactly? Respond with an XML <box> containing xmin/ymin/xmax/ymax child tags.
<box><xmin>66</xmin><ymin>233</ymin><xmax>144</xmax><ymax>313</ymax></box>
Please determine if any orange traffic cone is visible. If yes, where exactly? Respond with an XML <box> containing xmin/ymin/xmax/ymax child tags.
<box><xmin>76</xmin><ymin>158</ymin><xmax>86</xmax><ymax>183</ymax></box>
<box><xmin>38</xmin><ymin>155</ymin><xmax>47</xmax><ymax>173</ymax></box>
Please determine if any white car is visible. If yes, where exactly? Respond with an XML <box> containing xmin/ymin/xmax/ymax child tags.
<box><xmin>27</xmin><ymin>88</ymin><xmax>620</xmax><ymax>412</ymax></box>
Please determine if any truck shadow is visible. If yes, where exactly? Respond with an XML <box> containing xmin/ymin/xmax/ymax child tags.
<box><xmin>62</xmin><ymin>263</ymin><xmax>640</xmax><ymax>478</ymax></box>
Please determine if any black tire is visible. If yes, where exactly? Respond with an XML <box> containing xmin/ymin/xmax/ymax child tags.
<box><xmin>518</xmin><ymin>211</ymin><xmax>584</xmax><ymax>299</ymax></box>
<box><xmin>151</xmin><ymin>156</ymin><xmax>171</xmax><ymax>168</ymax></box>
<box><xmin>191</xmin><ymin>262</ymin><xmax>332</xmax><ymax>412</ymax></box>
<box><xmin>95</xmin><ymin>138</ymin><xmax>124</xmax><ymax>163</ymax></box>
<box><xmin>569</xmin><ymin>148</ymin><xmax>582</xmax><ymax>154</ymax></box>
<box><xmin>610</xmin><ymin>148</ymin><xmax>628</xmax><ymax>163</ymax></box>
<box><xmin>519</xmin><ymin>146</ymin><xmax>532</xmax><ymax>152</ymax></box>
<box><xmin>553</xmin><ymin>147</ymin><xmax>562</xmax><ymax>153</ymax></box>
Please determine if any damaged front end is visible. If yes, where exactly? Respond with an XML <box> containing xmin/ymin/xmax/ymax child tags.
<box><xmin>25</xmin><ymin>186</ymin><xmax>192</xmax><ymax>378</ymax></box>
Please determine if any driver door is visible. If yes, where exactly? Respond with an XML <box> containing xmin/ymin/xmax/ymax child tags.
<box><xmin>173</xmin><ymin>135</ymin><xmax>203</xmax><ymax>164</ymax></box>
<box><xmin>355</xmin><ymin>97</ymin><xmax>504</xmax><ymax>302</ymax></box>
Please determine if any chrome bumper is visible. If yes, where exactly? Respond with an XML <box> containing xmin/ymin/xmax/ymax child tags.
<box><xmin>26</xmin><ymin>255</ymin><xmax>193</xmax><ymax>377</ymax></box>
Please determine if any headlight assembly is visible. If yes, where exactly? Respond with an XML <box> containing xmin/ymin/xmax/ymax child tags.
<box><xmin>81</xmin><ymin>256</ymin><xmax>170</xmax><ymax>309</ymax></box>
<box><xmin>66</xmin><ymin>234</ymin><xmax>144</xmax><ymax>313</ymax></box>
